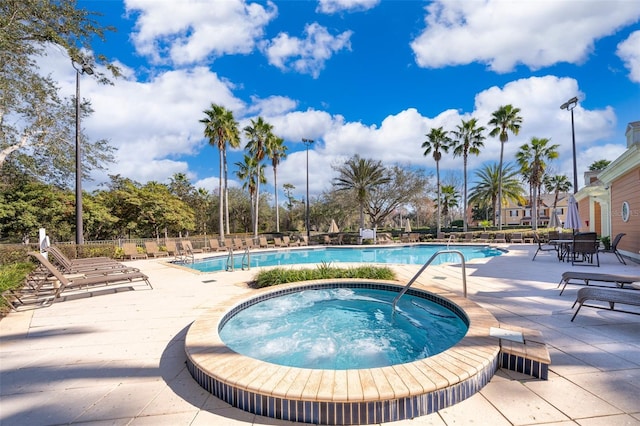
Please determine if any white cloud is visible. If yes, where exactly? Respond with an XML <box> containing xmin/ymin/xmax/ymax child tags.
<box><xmin>262</xmin><ymin>23</ymin><xmax>353</xmax><ymax>78</ymax></box>
<box><xmin>617</xmin><ymin>30</ymin><xmax>640</xmax><ymax>83</ymax></box>
<box><xmin>125</xmin><ymin>0</ymin><xmax>277</xmax><ymax>65</ymax></box>
<box><xmin>411</xmin><ymin>0</ymin><xmax>640</xmax><ymax>72</ymax></box>
<box><xmin>316</xmin><ymin>0</ymin><xmax>380</xmax><ymax>14</ymax></box>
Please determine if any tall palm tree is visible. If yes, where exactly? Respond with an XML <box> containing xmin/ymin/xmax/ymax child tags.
<box><xmin>235</xmin><ymin>154</ymin><xmax>265</xmax><ymax>234</ymax></box>
<box><xmin>451</xmin><ymin>118</ymin><xmax>485</xmax><ymax>232</ymax></box>
<box><xmin>516</xmin><ymin>137</ymin><xmax>559</xmax><ymax>230</ymax></box>
<box><xmin>439</xmin><ymin>184</ymin><xmax>460</xmax><ymax>228</ymax></box>
<box><xmin>488</xmin><ymin>105</ymin><xmax>522</xmax><ymax>230</ymax></box>
<box><xmin>544</xmin><ymin>174</ymin><xmax>572</xmax><ymax>216</ymax></box>
<box><xmin>422</xmin><ymin>127</ymin><xmax>451</xmax><ymax>235</ymax></box>
<box><xmin>469</xmin><ymin>163</ymin><xmax>525</xmax><ymax>225</ymax></box>
<box><xmin>333</xmin><ymin>155</ymin><xmax>390</xmax><ymax>229</ymax></box>
<box><xmin>244</xmin><ymin>117</ymin><xmax>273</xmax><ymax>238</ymax></box>
<box><xmin>266</xmin><ymin>136</ymin><xmax>287</xmax><ymax>232</ymax></box>
<box><xmin>200</xmin><ymin>104</ymin><xmax>240</xmax><ymax>240</ymax></box>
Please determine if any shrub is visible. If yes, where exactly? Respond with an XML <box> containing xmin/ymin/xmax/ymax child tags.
<box><xmin>250</xmin><ymin>264</ymin><xmax>396</xmax><ymax>289</ymax></box>
<box><xmin>0</xmin><ymin>262</ymin><xmax>36</xmax><ymax>315</ymax></box>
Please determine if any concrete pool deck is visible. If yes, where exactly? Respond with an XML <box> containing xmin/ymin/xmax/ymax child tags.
<box><xmin>1</xmin><ymin>244</ymin><xmax>639</xmax><ymax>425</ymax></box>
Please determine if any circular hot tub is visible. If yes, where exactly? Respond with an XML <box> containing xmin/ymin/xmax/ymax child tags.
<box><xmin>186</xmin><ymin>280</ymin><xmax>500</xmax><ymax>425</ymax></box>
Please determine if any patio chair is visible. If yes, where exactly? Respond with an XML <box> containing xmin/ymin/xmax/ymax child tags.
<box><xmin>297</xmin><ymin>236</ymin><xmax>309</xmax><ymax>246</ymax></box>
<box><xmin>510</xmin><ymin>232</ymin><xmax>523</xmax><ymax>243</ymax></box>
<box><xmin>209</xmin><ymin>239</ymin><xmax>227</xmax><ymax>252</ymax></box>
<box><xmin>283</xmin><ymin>236</ymin><xmax>299</xmax><ymax>247</ymax></box>
<box><xmin>232</xmin><ymin>237</ymin><xmax>245</xmax><ymax>250</ymax></box>
<box><xmin>570</xmin><ymin>232</ymin><xmax>599</xmax><ymax>267</ymax></box>
<box><xmin>122</xmin><ymin>243</ymin><xmax>148</xmax><ymax>260</ymax></box>
<box><xmin>182</xmin><ymin>239</ymin><xmax>203</xmax><ymax>254</ymax></box>
<box><xmin>224</xmin><ymin>238</ymin><xmax>234</xmax><ymax>250</ymax></box>
<box><xmin>164</xmin><ymin>240</ymin><xmax>178</xmax><ymax>256</ymax></box>
<box><xmin>45</xmin><ymin>246</ymin><xmax>123</xmax><ymax>274</ymax></box>
<box><xmin>571</xmin><ymin>287</ymin><xmax>640</xmax><ymax>321</ymax></box>
<box><xmin>27</xmin><ymin>251</ymin><xmax>152</xmax><ymax>298</ymax></box>
<box><xmin>144</xmin><ymin>241</ymin><xmax>169</xmax><ymax>258</ymax></box>
<box><xmin>531</xmin><ymin>232</ymin><xmax>558</xmax><ymax>261</ymax></box>
<box><xmin>493</xmin><ymin>233</ymin><xmax>507</xmax><ymax>244</ymax></box>
<box><xmin>599</xmin><ymin>233</ymin><xmax>626</xmax><ymax>265</ymax></box>
<box><xmin>557</xmin><ymin>271</ymin><xmax>640</xmax><ymax>295</ymax></box>
<box><xmin>274</xmin><ymin>237</ymin><xmax>286</xmax><ymax>247</ymax></box>
<box><xmin>258</xmin><ymin>237</ymin><xmax>273</xmax><ymax>248</ymax></box>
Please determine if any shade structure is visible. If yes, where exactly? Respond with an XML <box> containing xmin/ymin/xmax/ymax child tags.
<box><xmin>404</xmin><ymin>219</ymin><xmax>412</xmax><ymax>233</ymax></box>
<box><xmin>564</xmin><ymin>195</ymin><xmax>582</xmax><ymax>231</ymax></box>
<box><xmin>549</xmin><ymin>209</ymin><xmax>561</xmax><ymax>228</ymax></box>
<box><xmin>328</xmin><ymin>219</ymin><xmax>339</xmax><ymax>233</ymax></box>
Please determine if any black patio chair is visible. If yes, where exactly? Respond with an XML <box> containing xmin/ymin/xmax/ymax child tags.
<box><xmin>599</xmin><ymin>233</ymin><xmax>626</xmax><ymax>265</ymax></box>
<box><xmin>570</xmin><ymin>232</ymin><xmax>599</xmax><ymax>267</ymax></box>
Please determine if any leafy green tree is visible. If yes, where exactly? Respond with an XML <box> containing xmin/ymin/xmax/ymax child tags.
<box><xmin>488</xmin><ymin>105</ymin><xmax>523</xmax><ymax>230</ymax></box>
<box><xmin>235</xmin><ymin>154</ymin><xmax>266</xmax><ymax>234</ymax></box>
<box><xmin>333</xmin><ymin>155</ymin><xmax>390</xmax><ymax>229</ymax></box>
<box><xmin>516</xmin><ymin>137</ymin><xmax>559</xmax><ymax>229</ymax></box>
<box><xmin>451</xmin><ymin>118</ymin><xmax>485</xmax><ymax>232</ymax></box>
<box><xmin>200</xmin><ymin>104</ymin><xmax>240</xmax><ymax>239</ymax></box>
<box><xmin>422</xmin><ymin>127</ymin><xmax>451</xmax><ymax>235</ymax></box>
<box><xmin>1</xmin><ymin>0</ymin><xmax>120</xmax><ymax>185</ymax></box>
<box><xmin>266</xmin><ymin>136</ymin><xmax>287</xmax><ymax>232</ymax></box>
<box><xmin>244</xmin><ymin>117</ymin><xmax>274</xmax><ymax>238</ymax></box>
<box><xmin>589</xmin><ymin>159</ymin><xmax>611</xmax><ymax>171</ymax></box>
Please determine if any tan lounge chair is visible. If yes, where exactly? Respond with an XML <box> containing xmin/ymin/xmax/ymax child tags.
<box><xmin>28</xmin><ymin>251</ymin><xmax>152</xmax><ymax>298</ymax></box>
<box><xmin>144</xmin><ymin>241</ymin><xmax>169</xmax><ymax>258</ymax></box>
<box><xmin>571</xmin><ymin>287</ymin><xmax>640</xmax><ymax>321</ymax></box>
<box><xmin>259</xmin><ymin>237</ymin><xmax>274</xmax><ymax>248</ymax></box>
<box><xmin>273</xmin><ymin>237</ymin><xmax>286</xmax><ymax>247</ymax></box>
<box><xmin>45</xmin><ymin>246</ymin><xmax>124</xmax><ymax>274</ymax></box>
<box><xmin>493</xmin><ymin>233</ymin><xmax>507</xmax><ymax>244</ymax></box>
<box><xmin>283</xmin><ymin>236</ymin><xmax>299</xmax><ymax>247</ymax></box>
<box><xmin>182</xmin><ymin>240</ymin><xmax>204</xmax><ymax>254</ymax></box>
<box><xmin>558</xmin><ymin>271</ymin><xmax>640</xmax><ymax>295</ymax></box>
<box><xmin>510</xmin><ymin>233</ymin><xmax>523</xmax><ymax>243</ymax></box>
<box><xmin>164</xmin><ymin>240</ymin><xmax>179</xmax><ymax>256</ymax></box>
<box><xmin>122</xmin><ymin>243</ymin><xmax>147</xmax><ymax>260</ymax></box>
<box><xmin>209</xmin><ymin>239</ymin><xmax>227</xmax><ymax>252</ymax></box>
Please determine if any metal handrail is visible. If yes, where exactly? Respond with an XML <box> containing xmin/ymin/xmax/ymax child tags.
<box><xmin>225</xmin><ymin>247</ymin><xmax>234</xmax><ymax>271</ymax></box>
<box><xmin>392</xmin><ymin>249</ymin><xmax>467</xmax><ymax>311</ymax></box>
<box><xmin>446</xmin><ymin>234</ymin><xmax>456</xmax><ymax>248</ymax></box>
<box><xmin>241</xmin><ymin>247</ymin><xmax>251</xmax><ymax>270</ymax></box>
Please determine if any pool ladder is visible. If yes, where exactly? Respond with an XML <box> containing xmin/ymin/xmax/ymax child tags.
<box><xmin>225</xmin><ymin>247</ymin><xmax>251</xmax><ymax>271</ymax></box>
<box><xmin>392</xmin><ymin>250</ymin><xmax>467</xmax><ymax>311</ymax></box>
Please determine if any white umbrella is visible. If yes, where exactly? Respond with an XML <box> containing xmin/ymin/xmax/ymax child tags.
<box><xmin>549</xmin><ymin>209</ymin><xmax>561</xmax><ymax>228</ymax></box>
<box><xmin>328</xmin><ymin>219</ymin><xmax>339</xmax><ymax>233</ymax></box>
<box><xmin>564</xmin><ymin>195</ymin><xmax>582</xmax><ymax>232</ymax></box>
<box><xmin>404</xmin><ymin>219</ymin><xmax>412</xmax><ymax>233</ymax></box>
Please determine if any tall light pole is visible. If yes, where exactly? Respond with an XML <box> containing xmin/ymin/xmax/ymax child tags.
<box><xmin>72</xmin><ymin>60</ymin><xmax>94</xmax><ymax>245</ymax></box>
<box><xmin>560</xmin><ymin>96</ymin><xmax>579</xmax><ymax>194</ymax></box>
<box><xmin>302</xmin><ymin>138</ymin><xmax>314</xmax><ymax>238</ymax></box>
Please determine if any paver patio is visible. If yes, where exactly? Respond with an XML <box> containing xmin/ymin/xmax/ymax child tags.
<box><xmin>1</xmin><ymin>244</ymin><xmax>639</xmax><ymax>425</ymax></box>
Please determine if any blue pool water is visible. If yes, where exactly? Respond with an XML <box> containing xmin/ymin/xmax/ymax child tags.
<box><xmin>219</xmin><ymin>286</ymin><xmax>468</xmax><ymax>369</ymax></box>
<box><xmin>178</xmin><ymin>244</ymin><xmax>502</xmax><ymax>272</ymax></box>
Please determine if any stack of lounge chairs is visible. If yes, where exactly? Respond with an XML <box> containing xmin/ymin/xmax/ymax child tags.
<box><xmin>2</xmin><ymin>249</ymin><xmax>152</xmax><ymax>311</ymax></box>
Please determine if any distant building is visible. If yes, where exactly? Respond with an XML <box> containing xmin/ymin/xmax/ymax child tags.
<box><xmin>499</xmin><ymin>192</ymin><xmax>571</xmax><ymax>228</ymax></box>
<box><xmin>576</xmin><ymin>120</ymin><xmax>640</xmax><ymax>262</ymax></box>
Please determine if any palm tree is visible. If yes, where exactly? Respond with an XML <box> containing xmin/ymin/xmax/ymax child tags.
<box><xmin>439</xmin><ymin>185</ymin><xmax>459</xmax><ymax>228</ymax></box>
<box><xmin>516</xmin><ymin>137</ymin><xmax>559</xmax><ymax>229</ymax></box>
<box><xmin>451</xmin><ymin>118</ymin><xmax>485</xmax><ymax>232</ymax></box>
<box><xmin>469</xmin><ymin>163</ymin><xmax>525</xmax><ymax>225</ymax></box>
<box><xmin>235</xmin><ymin>154</ymin><xmax>266</xmax><ymax>234</ymax></box>
<box><xmin>244</xmin><ymin>117</ymin><xmax>274</xmax><ymax>238</ymax></box>
<box><xmin>422</xmin><ymin>127</ymin><xmax>451</xmax><ymax>235</ymax></box>
<box><xmin>200</xmin><ymin>104</ymin><xmax>240</xmax><ymax>241</ymax></box>
<box><xmin>544</xmin><ymin>174</ymin><xmax>572</xmax><ymax>216</ymax></box>
<box><xmin>333</xmin><ymin>155</ymin><xmax>390</xmax><ymax>229</ymax></box>
<box><xmin>488</xmin><ymin>105</ymin><xmax>522</xmax><ymax>230</ymax></box>
<box><xmin>266</xmin><ymin>136</ymin><xmax>287</xmax><ymax>233</ymax></box>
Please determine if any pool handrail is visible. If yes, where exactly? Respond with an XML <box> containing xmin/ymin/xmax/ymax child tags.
<box><xmin>241</xmin><ymin>247</ymin><xmax>250</xmax><ymax>270</ymax></box>
<box><xmin>392</xmin><ymin>249</ymin><xmax>467</xmax><ymax>311</ymax></box>
<box><xmin>225</xmin><ymin>247</ymin><xmax>234</xmax><ymax>271</ymax></box>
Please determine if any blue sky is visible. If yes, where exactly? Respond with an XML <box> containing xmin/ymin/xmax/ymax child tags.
<box><xmin>45</xmin><ymin>0</ymin><xmax>640</xmax><ymax>202</ymax></box>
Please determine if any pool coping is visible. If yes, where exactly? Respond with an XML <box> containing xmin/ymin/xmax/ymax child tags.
<box><xmin>185</xmin><ymin>279</ymin><xmax>501</xmax><ymax>424</ymax></box>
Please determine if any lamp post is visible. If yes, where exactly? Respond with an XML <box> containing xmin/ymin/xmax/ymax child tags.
<box><xmin>560</xmin><ymin>96</ymin><xmax>579</xmax><ymax>194</ymax></box>
<box><xmin>302</xmin><ymin>138</ymin><xmax>314</xmax><ymax>238</ymax></box>
<box><xmin>72</xmin><ymin>60</ymin><xmax>94</xmax><ymax>245</ymax></box>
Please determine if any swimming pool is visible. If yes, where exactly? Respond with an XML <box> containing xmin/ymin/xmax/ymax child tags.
<box><xmin>178</xmin><ymin>244</ymin><xmax>503</xmax><ymax>272</ymax></box>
